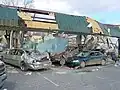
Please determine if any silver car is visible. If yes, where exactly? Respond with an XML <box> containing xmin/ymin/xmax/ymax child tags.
<box><xmin>0</xmin><ymin>60</ymin><xmax>7</xmax><ymax>88</ymax></box>
<box><xmin>0</xmin><ymin>48</ymin><xmax>52</xmax><ymax>71</ymax></box>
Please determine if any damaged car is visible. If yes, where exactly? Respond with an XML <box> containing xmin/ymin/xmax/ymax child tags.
<box><xmin>0</xmin><ymin>48</ymin><xmax>52</xmax><ymax>71</ymax></box>
<box><xmin>66</xmin><ymin>51</ymin><xmax>107</xmax><ymax>68</ymax></box>
<box><xmin>49</xmin><ymin>46</ymin><xmax>79</xmax><ymax>66</ymax></box>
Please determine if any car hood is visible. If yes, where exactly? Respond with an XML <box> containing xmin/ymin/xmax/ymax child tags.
<box><xmin>29</xmin><ymin>53</ymin><xmax>48</xmax><ymax>60</ymax></box>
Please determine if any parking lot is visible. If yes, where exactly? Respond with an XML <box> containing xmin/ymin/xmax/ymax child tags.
<box><xmin>2</xmin><ymin>61</ymin><xmax>120</xmax><ymax>90</ymax></box>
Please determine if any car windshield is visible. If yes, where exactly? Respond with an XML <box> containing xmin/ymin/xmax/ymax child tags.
<box><xmin>25</xmin><ymin>50</ymin><xmax>41</xmax><ymax>56</ymax></box>
<box><xmin>77</xmin><ymin>51</ymin><xmax>89</xmax><ymax>57</ymax></box>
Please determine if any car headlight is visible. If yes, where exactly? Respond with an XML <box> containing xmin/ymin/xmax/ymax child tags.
<box><xmin>73</xmin><ymin>60</ymin><xmax>79</xmax><ymax>63</ymax></box>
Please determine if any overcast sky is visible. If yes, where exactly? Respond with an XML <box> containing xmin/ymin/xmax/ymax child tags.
<box><xmin>34</xmin><ymin>0</ymin><xmax>120</xmax><ymax>24</ymax></box>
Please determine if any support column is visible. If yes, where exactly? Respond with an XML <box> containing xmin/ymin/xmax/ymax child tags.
<box><xmin>118</xmin><ymin>38</ymin><xmax>120</xmax><ymax>55</ymax></box>
<box><xmin>10</xmin><ymin>30</ymin><xmax>13</xmax><ymax>49</ymax></box>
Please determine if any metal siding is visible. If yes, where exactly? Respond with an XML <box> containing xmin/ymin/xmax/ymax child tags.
<box><xmin>0</xmin><ymin>7</ymin><xmax>18</xmax><ymax>26</ymax></box>
<box><xmin>100</xmin><ymin>24</ymin><xmax>120</xmax><ymax>37</ymax></box>
<box><xmin>109</xmin><ymin>26</ymin><xmax>120</xmax><ymax>37</ymax></box>
<box><xmin>55</xmin><ymin>13</ymin><xmax>90</xmax><ymax>34</ymax></box>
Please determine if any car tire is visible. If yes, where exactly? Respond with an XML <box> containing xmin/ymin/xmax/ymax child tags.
<box><xmin>101</xmin><ymin>60</ymin><xmax>106</xmax><ymax>66</ymax></box>
<box><xmin>20</xmin><ymin>62</ymin><xmax>28</xmax><ymax>71</ymax></box>
<box><xmin>60</xmin><ymin>57</ymin><xmax>66</xmax><ymax>66</ymax></box>
<box><xmin>80</xmin><ymin>61</ymin><xmax>86</xmax><ymax>68</ymax></box>
<box><xmin>107</xmin><ymin>55</ymin><xmax>112</xmax><ymax>60</ymax></box>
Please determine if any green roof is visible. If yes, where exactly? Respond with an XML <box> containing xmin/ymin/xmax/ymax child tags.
<box><xmin>0</xmin><ymin>7</ymin><xmax>18</xmax><ymax>20</ymax></box>
<box><xmin>0</xmin><ymin>7</ymin><xmax>18</xmax><ymax>26</ymax></box>
<box><xmin>106</xmin><ymin>25</ymin><xmax>120</xmax><ymax>37</ymax></box>
<box><xmin>55</xmin><ymin>13</ymin><xmax>90</xmax><ymax>34</ymax></box>
<box><xmin>55</xmin><ymin>13</ymin><xmax>120</xmax><ymax>37</ymax></box>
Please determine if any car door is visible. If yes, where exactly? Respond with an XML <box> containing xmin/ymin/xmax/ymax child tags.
<box><xmin>2</xmin><ymin>50</ymin><xmax>10</xmax><ymax>63</ymax></box>
<box><xmin>95</xmin><ymin>52</ymin><xmax>104</xmax><ymax>64</ymax></box>
<box><xmin>4</xmin><ymin>49</ymin><xmax>16</xmax><ymax>65</ymax></box>
<box><xmin>87</xmin><ymin>52</ymin><xmax>99</xmax><ymax>65</ymax></box>
<box><xmin>15</xmin><ymin>49</ymin><xmax>24</xmax><ymax>66</ymax></box>
<box><xmin>12</xmin><ymin>49</ymin><xmax>23</xmax><ymax>66</ymax></box>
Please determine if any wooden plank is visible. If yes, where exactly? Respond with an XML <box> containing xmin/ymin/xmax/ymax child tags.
<box><xmin>24</xmin><ymin>20</ymin><xmax>58</xmax><ymax>29</ymax></box>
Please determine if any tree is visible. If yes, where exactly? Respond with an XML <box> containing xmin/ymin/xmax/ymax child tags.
<box><xmin>1</xmin><ymin>0</ymin><xmax>34</xmax><ymax>8</ymax></box>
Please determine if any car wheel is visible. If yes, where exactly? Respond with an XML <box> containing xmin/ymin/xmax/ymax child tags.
<box><xmin>107</xmin><ymin>55</ymin><xmax>112</xmax><ymax>60</ymax></box>
<box><xmin>20</xmin><ymin>62</ymin><xmax>28</xmax><ymax>71</ymax></box>
<box><xmin>80</xmin><ymin>61</ymin><xmax>86</xmax><ymax>68</ymax></box>
<box><xmin>101</xmin><ymin>60</ymin><xmax>106</xmax><ymax>66</ymax></box>
<box><xmin>60</xmin><ymin>57</ymin><xmax>66</xmax><ymax>66</ymax></box>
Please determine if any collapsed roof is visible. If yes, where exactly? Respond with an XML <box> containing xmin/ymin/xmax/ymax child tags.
<box><xmin>0</xmin><ymin>4</ymin><xmax>120</xmax><ymax>38</ymax></box>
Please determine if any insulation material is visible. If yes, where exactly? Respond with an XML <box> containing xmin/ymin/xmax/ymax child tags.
<box><xmin>22</xmin><ymin>36</ymin><xmax>68</xmax><ymax>53</ymax></box>
<box><xmin>18</xmin><ymin>12</ymin><xmax>32</xmax><ymax>20</ymax></box>
<box><xmin>36</xmin><ymin>37</ymin><xmax>68</xmax><ymax>53</ymax></box>
<box><xmin>86</xmin><ymin>17</ymin><xmax>103</xmax><ymax>34</ymax></box>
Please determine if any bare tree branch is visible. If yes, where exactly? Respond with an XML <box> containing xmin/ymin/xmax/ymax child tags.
<box><xmin>10</xmin><ymin>0</ymin><xmax>15</xmax><ymax>6</ymax></box>
<box><xmin>2</xmin><ymin>0</ymin><xmax>10</xmax><ymax>5</ymax></box>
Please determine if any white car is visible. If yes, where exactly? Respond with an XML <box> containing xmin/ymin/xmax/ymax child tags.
<box><xmin>0</xmin><ymin>48</ymin><xmax>52</xmax><ymax>71</ymax></box>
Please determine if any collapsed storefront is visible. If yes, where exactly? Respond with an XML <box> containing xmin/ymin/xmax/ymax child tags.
<box><xmin>0</xmin><ymin>5</ymin><xmax>120</xmax><ymax>65</ymax></box>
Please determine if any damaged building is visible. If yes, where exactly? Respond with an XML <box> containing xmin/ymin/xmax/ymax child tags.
<box><xmin>0</xmin><ymin>5</ymin><xmax>120</xmax><ymax>65</ymax></box>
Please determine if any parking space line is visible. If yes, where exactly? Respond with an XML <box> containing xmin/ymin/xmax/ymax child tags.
<box><xmin>96</xmin><ymin>76</ymin><xmax>116</xmax><ymax>82</ymax></box>
<box><xmin>96</xmin><ymin>76</ymin><xmax>105</xmax><ymax>80</ymax></box>
<box><xmin>38</xmin><ymin>72</ymin><xmax>59</xmax><ymax>87</ymax></box>
<box><xmin>43</xmin><ymin>76</ymin><xmax>59</xmax><ymax>87</ymax></box>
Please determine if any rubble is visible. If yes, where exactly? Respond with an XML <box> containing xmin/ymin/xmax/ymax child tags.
<box><xmin>25</xmin><ymin>72</ymin><xmax>32</xmax><ymax>75</ymax></box>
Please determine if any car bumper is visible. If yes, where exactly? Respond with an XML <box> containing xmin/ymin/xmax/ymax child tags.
<box><xmin>0</xmin><ymin>73</ymin><xmax>7</xmax><ymax>88</ymax></box>
<box><xmin>28</xmin><ymin>61</ymin><xmax>52</xmax><ymax>70</ymax></box>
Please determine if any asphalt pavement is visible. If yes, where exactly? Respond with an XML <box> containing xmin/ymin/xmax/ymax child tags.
<box><xmin>1</xmin><ymin>62</ymin><xmax>120</xmax><ymax>90</ymax></box>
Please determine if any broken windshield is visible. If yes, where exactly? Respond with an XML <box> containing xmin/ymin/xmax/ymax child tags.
<box><xmin>77</xmin><ymin>51</ymin><xmax>89</xmax><ymax>57</ymax></box>
<box><xmin>25</xmin><ymin>50</ymin><xmax>41</xmax><ymax>56</ymax></box>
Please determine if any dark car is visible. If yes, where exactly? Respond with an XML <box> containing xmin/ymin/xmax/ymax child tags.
<box><xmin>0</xmin><ymin>48</ymin><xmax>52</xmax><ymax>71</ymax></box>
<box><xmin>0</xmin><ymin>60</ymin><xmax>7</xmax><ymax>88</ymax></box>
<box><xmin>66</xmin><ymin>51</ymin><xmax>107</xmax><ymax>68</ymax></box>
